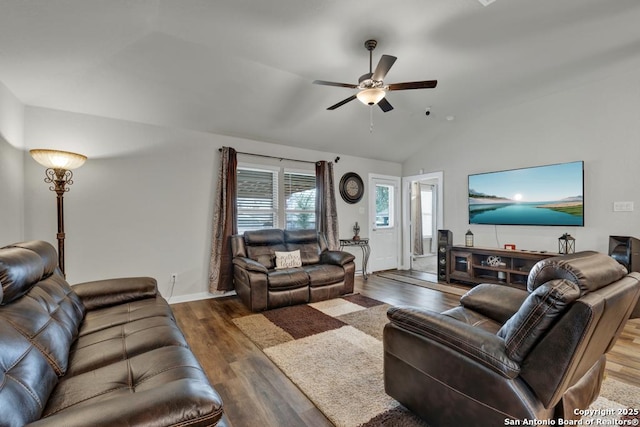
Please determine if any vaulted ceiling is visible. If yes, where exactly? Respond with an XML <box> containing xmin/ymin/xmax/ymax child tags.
<box><xmin>1</xmin><ymin>0</ymin><xmax>639</xmax><ymax>162</ymax></box>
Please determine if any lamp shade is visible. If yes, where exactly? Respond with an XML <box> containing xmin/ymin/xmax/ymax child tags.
<box><xmin>356</xmin><ymin>88</ymin><xmax>386</xmax><ymax>105</ymax></box>
<box><xmin>30</xmin><ymin>149</ymin><xmax>87</xmax><ymax>170</ymax></box>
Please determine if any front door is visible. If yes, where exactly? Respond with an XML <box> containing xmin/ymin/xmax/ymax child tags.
<box><xmin>368</xmin><ymin>175</ymin><xmax>401</xmax><ymax>272</ymax></box>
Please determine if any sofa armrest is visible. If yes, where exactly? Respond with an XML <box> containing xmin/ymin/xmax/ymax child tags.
<box><xmin>72</xmin><ymin>277</ymin><xmax>158</xmax><ymax>311</ymax></box>
<box><xmin>386</xmin><ymin>306</ymin><xmax>520</xmax><ymax>378</ymax></box>
<box><xmin>460</xmin><ymin>283</ymin><xmax>529</xmax><ymax>324</ymax></box>
<box><xmin>232</xmin><ymin>257</ymin><xmax>269</xmax><ymax>273</ymax></box>
<box><xmin>321</xmin><ymin>250</ymin><xmax>355</xmax><ymax>266</ymax></box>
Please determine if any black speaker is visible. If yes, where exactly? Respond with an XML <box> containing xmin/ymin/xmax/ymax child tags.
<box><xmin>437</xmin><ymin>230</ymin><xmax>452</xmax><ymax>282</ymax></box>
<box><xmin>609</xmin><ymin>236</ymin><xmax>640</xmax><ymax>273</ymax></box>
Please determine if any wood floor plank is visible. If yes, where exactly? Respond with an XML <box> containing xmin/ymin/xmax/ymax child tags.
<box><xmin>171</xmin><ymin>274</ymin><xmax>640</xmax><ymax>427</ymax></box>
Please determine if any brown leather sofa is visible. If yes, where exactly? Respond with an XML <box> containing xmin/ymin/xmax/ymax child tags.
<box><xmin>0</xmin><ymin>240</ymin><xmax>226</xmax><ymax>427</ymax></box>
<box><xmin>231</xmin><ymin>229</ymin><xmax>356</xmax><ymax>311</ymax></box>
<box><xmin>384</xmin><ymin>251</ymin><xmax>640</xmax><ymax>426</ymax></box>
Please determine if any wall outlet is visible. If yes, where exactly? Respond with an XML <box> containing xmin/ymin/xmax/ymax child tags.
<box><xmin>171</xmin><ymin>273</ymin><xmax>178</xmax><ymax>283</ymax></box>
<box><xmin>613</xmin><ymin>201</ymin><xmax>634</xmax><ymax>212</ymax></box>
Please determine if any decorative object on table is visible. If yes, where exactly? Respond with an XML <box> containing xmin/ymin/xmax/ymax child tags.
<box><xmin>339</xmin><ymin>172</ymin><xmax>364</xmax><ymax>204</ymax></box>
<box><xmin>504</xmin><ymin>244</ymin><xmax>516</xmax><ymax>250</ymax></box>
<box><xmin>465</xmin><ymin>229</ymin><xmax>474</xmax><ymax>247</ymax></box>
<box><xmin>30</xmin><ymin>149</ymin><xmax>87</xmax><ymax>277</ymax></box>
<box><xmin>559</xmin><ymin>233</ymin><xmax>576</xmax><ymax>254</ymax></box>
<box><xmin>353</xmin><ymin>222</ymin><xmax>361</xmax><ymax>240</ymax></box>
<box><xmin>486</xmin><ymin>255</ymin><xmax>502</xmax><ymax>267</ymax></box>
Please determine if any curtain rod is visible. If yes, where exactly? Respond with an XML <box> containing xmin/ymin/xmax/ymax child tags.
<box><xmin>219</xmin><ymin>148</ymin><xmax>340</xmax><ymax>164</ymax></box>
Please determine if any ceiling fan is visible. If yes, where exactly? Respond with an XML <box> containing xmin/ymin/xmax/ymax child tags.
<box><xmin>313</xmin><ymin>39</ymin><xmax>437</xmax><ymax>112</ymax></box>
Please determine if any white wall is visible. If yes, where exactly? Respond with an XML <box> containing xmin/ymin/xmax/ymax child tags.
<box><xmin>403</xmin><ymin>67</ymin><xmax>640</xmax><ymax>254</ymax></box>
<box><xmin>0</xmin><ymin>81</ymin><xmax>25</xmax><ymax>243</ymax></box>
<box><xmin>23</xmin><ymin>106</ymin><xmax>400</xmax><ymax>300</ymax></box>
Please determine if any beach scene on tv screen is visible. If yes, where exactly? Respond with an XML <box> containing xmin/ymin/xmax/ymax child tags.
<box><xmin>468</xmin><ymin>161</ymin><xmax>584</xmax><ymax>226</ymax></box>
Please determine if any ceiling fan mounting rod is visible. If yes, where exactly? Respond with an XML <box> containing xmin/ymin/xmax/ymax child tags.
<box><xmin>364</xmin><ymin>39</ymin><xmax>377</xmax><ymax>73</ymax></box>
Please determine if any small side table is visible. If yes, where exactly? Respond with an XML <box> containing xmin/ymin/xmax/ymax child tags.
<box><xmin>339</xmin><ymin>238</ymin><xmax>371</xmax><ymax>279</ymax></box>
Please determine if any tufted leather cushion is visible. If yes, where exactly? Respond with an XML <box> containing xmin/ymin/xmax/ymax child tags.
<box><xmin>0</xmin><ymin>247</ymin><xmax>45</xmax><ymax>304</ymax></box>
<box><xmin>498</xmin><ymin>279</ymin><xmax>580</xmax><ymax>363</ymax></box>
<box><xmin>67</xmin><ymin>316</ymin><xmax>189</xmax><ymax>376</ymax></box>
<box><xmin>41</xmin><ymin>346</ymin><xmax>224</xmax><ymax>425</ymax></box>
<box><xmin>0</xmin><ymin>243</ymin><xmax>85</xmax><ymax>376</ymax></box>
<box><xmin>304</xmin><ymin>264</ymin><xmax>345</xmax><ymax>287</ymax></box>
<box><xmin>285</xmin><ymin>229</ymin><xmax>323</xmax><ymax>264</ymax></box>
<box><xmin>0</xmin><ymin>318</ymin><xmax>59</xmax><ymax>427</ymax></box>
<box><xmin>5</xmin><ymin>240</ymin><xmax>59</xmax><ymax>277</ymax></box>
<box><xmin>78</xmin><ymin>296</ymin><xmax>174</xmax><ymax>336</ymax></box>
<box><xmin>528</xmin><ymin>251</ymin><xmax>627</xmax><ymax>295</ymax></box>
<box><xmin>0</xmin><ymin>275</ymin><xmax>85</xmax><ymax>376</ymax></box>
<box><xmin>267</xmin><ymin>269</ymin><xmax>309</xmax><ymax>289</ymax></box>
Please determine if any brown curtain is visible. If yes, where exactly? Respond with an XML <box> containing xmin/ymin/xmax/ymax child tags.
<box><xmin>315</xmin><ymin>161</ymin><xmax>339</xmax><ymax>250</ymax></box>
<box><xmin>209</xmin><ymin>147</ymin><xmax>238</xmax><ymax>292</ymax></box>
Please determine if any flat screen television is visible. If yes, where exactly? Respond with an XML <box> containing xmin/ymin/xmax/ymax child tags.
<box><xmin>468</xmin><ymin>161</ymin><xmax>584</xmax><ymax>226</ymax></box>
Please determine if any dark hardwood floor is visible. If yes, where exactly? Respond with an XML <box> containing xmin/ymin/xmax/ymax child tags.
<box><xmin>171</xmin><ymin>273</ymin><xmax>640</xmax><ymax>427</ymax></box>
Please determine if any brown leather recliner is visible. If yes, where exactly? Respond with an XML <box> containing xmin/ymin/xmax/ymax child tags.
<box><xmin>383</xmin><ymin>251</ymin><xmax>640</xmax><ymax>426</ymax></box>
<box><xmin>231</xmin><ymin>229</ymin><xmax>355</xmax><ymax>311</ymax></box>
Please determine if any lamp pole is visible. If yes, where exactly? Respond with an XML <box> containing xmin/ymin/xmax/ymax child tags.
<box><xmin>45</xmin><ymin>168</ymin><xmax>75</xmax><ymax>276</ymax></box>
<box><xmin>30</xmin><ymin>149</ymin><xmax>87</xmax><ymax>277</ymax></box>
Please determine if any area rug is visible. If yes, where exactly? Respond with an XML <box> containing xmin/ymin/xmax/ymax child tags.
<box><xmin>374</xmin><ymin>272</ymin><xmax>468</xmax><ymax>297</ymax></box>
<box><xmin>232</xmin><ymin>295</ymin><xmax>640</xmax><ymax>427</ymax></box>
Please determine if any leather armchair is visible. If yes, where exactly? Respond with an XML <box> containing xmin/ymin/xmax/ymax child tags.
<box><xmin>383</xmin><ymin>251</ymin><xmax>640</xmax><ymax>426</ymax></box>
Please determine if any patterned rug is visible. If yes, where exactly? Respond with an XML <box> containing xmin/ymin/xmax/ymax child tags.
<box><xmin>232</xmin><ymin>295</ymin><xmax>640</xmax><ymax>427</ymax></box>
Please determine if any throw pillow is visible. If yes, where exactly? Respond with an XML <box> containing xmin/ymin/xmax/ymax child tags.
<box><xmin>274</xmin><ymin>250</ymin><xmax>302</xmax><ymax>269</ymax></box>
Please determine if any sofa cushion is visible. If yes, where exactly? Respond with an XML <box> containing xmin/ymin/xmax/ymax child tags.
<box><xmin>42</xmin><ymin>346</ymin><xmax>224</xmax><ymax>426</ymax></box>
<box><xmin>285</xmin><ymin>229</ymin><xmax>322</xmax><ymax>265</ymax></box>
<box><xmin>267</xmin><ymin>269</ymin><xmax>309</xmax><ymax>289</ymax></box>
<box><xmin>78</xmin><ymin>296</ymin><xmax>174</xmax><ymax>336</ymax></box>
<box><xmin>5</xmin><ymin>240</ymin><xmax>60</xmax><ymax>277</ymax></box>
<box><xmin>498</xmin><ymin>279</ymin><xmax>580</xmax><ymax>363</ymax></box>
<box><xmin>0</xmin><ymin>275</ymin><xmax>85</xmax><ymax>376</ymax></box>
<box><xmin>0</xmin><ymin>318</ymin><xmax>59</xmax><ymax>427</ymax></box>
<box><xmin>275</xmin><ymin>250</ymin><xmax>302</xmax><ymax>269</ymax></box>
<box><xmin>67</xmin><ymin>316</ymin><xmax>189</xmax><ymax>377</ymax></box>
<box><xmin>528</xmin><ymin>251</ymin><xmax>627</xmax><ymax>295</ymax></box>
<box><xmin>0</xmin><ymin>247</ymin><xmax>45</xmax><ymax>304</ymax></box>
<box><xmin>303</xmin><ymin>264</ymin><xmax>345</xmax><ymax>287</ymax></box>
<box><xmin>244</xmin><ymin>229</ymin><xmax>287</xmax><ymax>269</ymax></box>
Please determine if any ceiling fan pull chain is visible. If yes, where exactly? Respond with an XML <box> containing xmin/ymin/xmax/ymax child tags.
<box><xmin>370</xmin><ymin>106</ymin><xmax>374</xmax><ymax>133</ymax></box>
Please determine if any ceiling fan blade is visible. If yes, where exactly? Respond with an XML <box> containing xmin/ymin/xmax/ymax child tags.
<box><xmin>388</xmin><ymin>80</ymin><xmax>438</xmax><ymax>91</ymax></box>
<box><xmin>327</xmin><ymin>95</ymin><xmax>357</xmax><ymax>110</ymax></box>
<box><xmin>372</xmin><ymin>55</ymin><xmax>397</xmax><ymax>81</ymax></box>
<box><xmin>313</xmin><ymin>80</ymin><xmax>358</xmax><ymax>89</ymax></box>
<box><xmin>378</xmin><ymin>97</ymin><xmax>394</xmax><ymax>112</ymax></box>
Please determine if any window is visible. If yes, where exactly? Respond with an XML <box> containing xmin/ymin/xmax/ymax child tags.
<box><xmin>421</xmin><ymin>188</ymin><xmax>433</xmax><ymax>238</ymax></box>
<box><xmin>237</xmin><ymin>167</ymin><xmax>278</xmax><ymax>233</ymax></box>
<box><xmin>284</xmin><ymin>171</ymin><xmax>316</xmax><ymax>230</ymax></box>
<box><xmin>237</xmin><ymin>165</ymin><xmax>315</xmax><ymax>233</ymax></box>
<box><xmin>375</xmin><ymin>183</ymin><xmax>394</xmax><ymax>228</ymax></box>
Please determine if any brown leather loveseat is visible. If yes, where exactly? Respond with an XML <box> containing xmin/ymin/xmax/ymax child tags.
<box><xmin>0</xmin><ymin>240</ymin><xmax>225</xmax><ymax>427</ymax></box>
<box><xmin>384</xmin><ymin>251</ymin><xmax>640</xmax><ymax>426</ymax></box>
<box><xmin>231</xmin><ymin>229</ymin><xmax>356</xmax><ymax>311</ymax></box>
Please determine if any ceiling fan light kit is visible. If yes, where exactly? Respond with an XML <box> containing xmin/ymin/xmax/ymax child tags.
<box><xmin>357</xmin><ymin>88</ymin><xmax>386</xmax><ymax>105</ymax></box>
<box><xmin>313</xmin><ymin>39</ymin><xmax>437</xmax><ymax>113</ymax></box>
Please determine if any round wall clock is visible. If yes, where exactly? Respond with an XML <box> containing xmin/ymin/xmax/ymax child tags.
<box><xmin>339</xmin><ymin>172</ymin><xmax>364</xmax><ymax>204</ymax></box>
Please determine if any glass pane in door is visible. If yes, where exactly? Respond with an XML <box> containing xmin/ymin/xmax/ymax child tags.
<box><xmin>375</xmin><ymin>184</ymin><xmax>394</xmax><ymax>228</ymax></box>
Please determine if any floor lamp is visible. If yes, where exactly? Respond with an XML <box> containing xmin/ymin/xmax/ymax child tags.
<box><xmin>30</xmin><ymin>149</ymin><xmax>87</xmax><ymax>277</ymax></box>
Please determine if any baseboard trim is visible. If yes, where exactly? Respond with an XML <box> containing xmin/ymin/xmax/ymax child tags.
<box><xmin>168</xmin><ymin>290</ymin><xmax>237</xmax><ymax>305</ymax></box>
